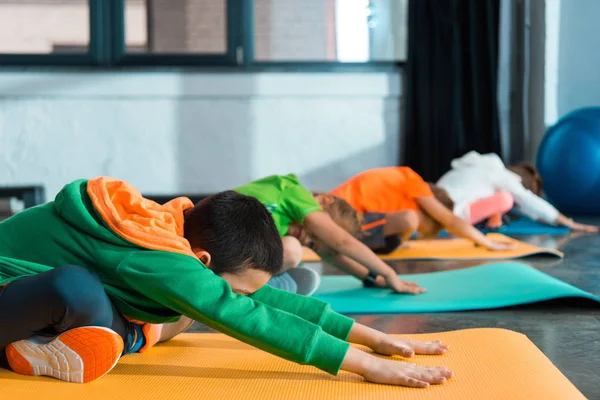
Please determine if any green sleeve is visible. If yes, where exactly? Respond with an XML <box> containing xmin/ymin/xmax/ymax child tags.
<box><xmin>118</xmin><ymin>251</ymin><xmax>349</xmax><ymax>375</ymax></box>
<box><xmin>281</xmin><ymin>180</ymin><xmax>323</xmax><ymax>224</ymax></box>
<box><xmin>250</xmin><ymin>285</ymin><xmax>354</xmax><ymax>340</ymax></box>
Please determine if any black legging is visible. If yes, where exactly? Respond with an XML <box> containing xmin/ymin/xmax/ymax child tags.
<box><xmin>0</xmin><ymin>265</ymin><xmax>136</xmax><ymax>360</ymax></box>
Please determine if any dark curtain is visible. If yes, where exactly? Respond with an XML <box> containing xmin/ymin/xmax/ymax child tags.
<box><xmin>404</xmin><ymin>0</ymin><xmax>502</xmax><ymax>182</ymax></box>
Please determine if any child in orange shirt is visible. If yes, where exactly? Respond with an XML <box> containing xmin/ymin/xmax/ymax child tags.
<box><xmin>330</xmin><ymin>167</ymin><xmax>514</xmax><ymax>285</ymax></box>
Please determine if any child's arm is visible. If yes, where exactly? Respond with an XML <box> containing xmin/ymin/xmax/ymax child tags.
<box><xmin>250</xmin><ymin>283</ymin><xmax>354</xmax><ymax>338</ymax></box>
<box><xmin>342</xmin><ymin>322</ymin><xmax>451</xmax><ymax>387</ymax></box>
<box><xmin>341</xmin><ymin>346</ymin><xmax>452</xmax><ymax>387</ymax></box>
<box><xmin>320</xmin><ymin>252</ymin><xmax>397</xmax><ymax>288</ymax></box>
<box><xmin>348</xmin><ymin>322</ymin><xmax>449</xmax><ymax>357</ymax></box>
<box><xmin>554</xmin><ymin>214</ymin><xmax>598</xmax><ymax>232</ymax></box>
<box><xmin>304</xmin><ymin>210</ymin><xmax>426</xmax><ymax>294</ymax></box>
<box><xmin>416</xmin><ymin>197</ymin><xmax>516</xmax><ymax>251</ymax></box>
<box><xmin>252</xmin><ymin>286</ymin><xmax>452</xmax><ymax>387</ymax></box>
<box><xmin>325</xmin><ymin>252</ymin><xmax>374</xmax><ymax>281</ymax></box>
<box><xmin>124</xmin><ymin>252</ymin><xmax>451</xmax><ymax>387</ymax></box>
<box><xmin>254</xmin><ymin>285</ymin><xmax>448</xmax><ymax>357</ymax></box>
<box><xmin>251</xmin><ymin>285</ymin><xmax>447</xmax><ymax>357</ymax></box>
<box><xmin>501</xmin><ymin>179</ymin><xmax>599</xmax><ymax>233</ymax></box>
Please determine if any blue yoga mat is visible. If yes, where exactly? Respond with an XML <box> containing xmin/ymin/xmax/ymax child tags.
<box><xmin>314</xmin><ymin>262</ymin><xmax>599</xmax><ymax>314</ymax></box>
<box><xmin>437</xmin><ymin>216</ymin><xmax>570</xmax><ymax>237</ymax></box>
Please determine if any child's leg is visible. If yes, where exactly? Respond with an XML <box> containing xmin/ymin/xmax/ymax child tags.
<box><xmin>281</xmin><ymin>235</ymin><xmax>303</xmax><ymax>271</ymax></box>
<box><xmin>0</xmin><ymin>265</ymin><xmax>135</xmax><ymax>383</ymax></box>
<box><xmin>362</xmin><ymin>211</ymin><xmax>417</xmax><ymax>254</ymax></box>
<box><xmin>157</xmin><ymin>316</ymin><xmax>195</xmax><ymax>343</ymax></box>
<box><xmin>468</xmin><ymin>191</ymin><xmax>514</xmax><ymax>225</ymax></box>
<box><xmin>486</xmin><ymin>213</ymin><xmax>503</xmax><ymax>229</ymax></box>
<box><xmin>383</xmin><ymin>210</ymin><xmax>420</xmax><ymax>243</ymax></box>
<box><xmin>265</xmin><ymin>236</ymin><xmax>302</xmax><ymax>293</ymax></box>
<box><xmin>267</xmin><ymin>236</ymin><xmax>320</xmax><ymax>295</ymax></box>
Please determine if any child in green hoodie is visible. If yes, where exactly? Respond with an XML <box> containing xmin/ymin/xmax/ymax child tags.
<box><xmin>0</xmin><ymin>177</ymin><xmax>452</xmax><ymax>388</ymax></box>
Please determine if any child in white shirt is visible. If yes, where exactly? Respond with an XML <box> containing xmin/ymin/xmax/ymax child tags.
<box><xmin>437</xmin><ymin>151</ymin><xmax>597</xmax><ymax>233</ymax></box>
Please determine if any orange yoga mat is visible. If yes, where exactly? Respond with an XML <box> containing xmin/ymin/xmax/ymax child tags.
<box><xmin>302</xmin><ymin>233</ymin><xmax>563</xmax><ymax>262</ymax></box>
<box><xmin>0</xmin><ymin>329</ymin><xmax>584</xmax><ymax>400</ymax></box>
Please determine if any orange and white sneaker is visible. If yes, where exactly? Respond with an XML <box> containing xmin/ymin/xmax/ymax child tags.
<box><xmin>5</xmin><ymin>326</ymin><xmax>124</xmax><ymax>383</ymax></box>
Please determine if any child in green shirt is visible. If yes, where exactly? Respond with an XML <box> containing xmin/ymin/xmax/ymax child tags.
<box><xmin>0</xmin><ymin>177</ymin><xmax>452</xmax><ymax>388</ymax></box>
<box><xmin>235</xmin><ymin>174</ymin><xmax>427</xmax><ymax>295</ymax></box>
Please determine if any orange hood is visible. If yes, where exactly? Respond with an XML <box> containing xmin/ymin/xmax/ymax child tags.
<box><xmin>87</xmin><ymin>177</ymin><xmax>196</xmax><ymax>258</ymax></box>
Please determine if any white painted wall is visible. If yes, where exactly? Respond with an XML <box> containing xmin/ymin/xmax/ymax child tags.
<box><xmin>545</xmin><ymin>0</ymin><xmax>600</xmax><ymax>126</ymax></box>
<box><xmin>0</xmin><ymin>72</ymin><xmax>401</xmax><ymax>199</ymax></box>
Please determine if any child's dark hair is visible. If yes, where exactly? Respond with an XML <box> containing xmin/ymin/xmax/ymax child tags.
<box><xmin>183</xmin><ymin>191</ymin><xmax>283</xmax><ymax>276</ymax></box>
<box><xmin>508</xmin><ymin>163</ymin><xmax>543</xmax><ymax>196</ymax></box>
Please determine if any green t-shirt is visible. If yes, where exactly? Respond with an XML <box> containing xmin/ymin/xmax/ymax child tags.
<box><xmin>235</xmin><ymin>174</ymin><xmax>322</xmax><ymax>237</ymax></box>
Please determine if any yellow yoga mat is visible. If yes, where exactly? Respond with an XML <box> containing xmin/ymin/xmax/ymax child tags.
<box><xmin>302</xmin><ymin>233</ymin><xmax>563</xmax><ymax>262</ymax></box>
<box><xmin>0</xmin><ymin>329</ymin><xmax>584</xmax><ymax>400</ymax></box>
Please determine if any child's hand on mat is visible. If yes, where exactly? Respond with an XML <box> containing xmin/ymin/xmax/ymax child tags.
<box><xmin>363</xmin><ymin>358</ymin><xmax>452</xmax><ymax>388</ymax></box>
<box><xmin>342</xmin><ymin>347</ymin><xmax>452</xmax><ymax>388</ymax></box>
<box><xmin>569</xmin><ymin>221</ymin><xmax>599</xmax><ymax>233</ymax></box>
<box><xmin>374</xmin><ymin>275</ymin><xmax>426</xmax><ymax>294</ymax></box>
<box><xmin>385</xmin><ymin>275</ymin><xmax>427</xmax><ymax>294</ymax></box>
<box><xmin>556</xmin><ymin>215</ymin><xmax>598</xmax><ymax>233</ymax></box>
<box><xmin>344</xmin><ymin>326</ymin><xmax>452</xmax><ymax>387</ymax></box>
<box><xmin>371</xmin><ymin>335</ymin><xmax>450</xmax><ymax>358</ymax></box>
<box><xmin>373</xmin><ymin>275</ymin><xmax>388</xmax><ymax>288</ymax></box>
<box><xmin>484</xmin><ymin>239</ymin><xmax>517</xmax><ymax>251</ymax></box>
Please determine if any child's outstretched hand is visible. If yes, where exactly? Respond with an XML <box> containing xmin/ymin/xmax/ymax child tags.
<box><xmin>385</xmin><ymin>275</ymin><xmax>427</xmax><ymax>294</ymax></box>
<box><xmin>370</xmin><ymin>335</ymin><xmax>450</xmax><ymax>357</ymax></box>
<box><xmin>344</xmin><ymin>324</ymin><xmax>452</xmax><ymax>387</ymax></box>
<box><xmin>361</xmin><ymin>356</ymin><xmax>453</xmax><ymax>388</ymax></box>
<box><xmin>484</xmin><ymin>239</ymin><xmax>517</xmax><ymax>251</ymax></box>
<box><xmin>342</xmin><ymin>346</ymin><xmax>452</xmax><ymax>388</ymax></box>
<box><xmin>569</xmin><ymin>221</ymin><xmax>599</xmax><ymax>233</ymax></box>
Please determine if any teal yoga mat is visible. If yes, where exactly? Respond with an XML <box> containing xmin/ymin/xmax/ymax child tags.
<box><xmin>314</xmin><ymin>262</ymin><xmax>599</xmax><ymax>314</ymax></box>
<box><xmin>438</xmin><ymin>216</ymin><xmax>570</xmax><ymax>237</ymax></box>
<box><xmin>479</xmin><ymin>217</ymin><xmax>570</xmax><ymax>235</ymax></box>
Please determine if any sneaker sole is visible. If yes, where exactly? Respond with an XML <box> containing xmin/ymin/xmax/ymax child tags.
<box><xmin>288</xmin><ymin>267</ymin><xmax>321</xmax><ymax>296</ymax></box>
<box><xmin>6</xmin><ymin>326</ymin><xmax>124</xmax><ymax>384</ymax></box>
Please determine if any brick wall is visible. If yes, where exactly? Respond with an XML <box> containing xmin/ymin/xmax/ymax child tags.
<box><xmin>254</xmin><ymin>0</ymin><xmax>336</xmax><ymax>61</ymax></box>
<box><xmin>149</xmin><ymin>0</ymin><xmax>226</xmax><ymax>53</ymax></box>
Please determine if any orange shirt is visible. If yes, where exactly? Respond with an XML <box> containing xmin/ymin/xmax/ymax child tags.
<box><xmin>331</xmin><ymin>167</ymin><xmax>433</xmax><ymax>214</ymax></box>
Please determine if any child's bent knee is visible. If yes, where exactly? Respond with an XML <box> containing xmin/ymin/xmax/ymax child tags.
<box><xmin>384</xmin><ymin>210</ymin><xmax>419</xmax><ymax>237</ymax></box>
<box><xmin>396</xmin><ymin>210</ymin><xmax>420</xmax><ymax>231</ymax></box>
<box><xmin>49</xmin><ymin>266</ymin><xmax>103</xmax><ymax>298</ymax></box>
<box><xmin>49</xmin><ymin>265</ymin><xmax>113</xmax><ymax>327</ymax></box>
<box><xmin>403</xmin><ymin>210</ymin><xmax>420</xmax><ymax>231</ymax></box>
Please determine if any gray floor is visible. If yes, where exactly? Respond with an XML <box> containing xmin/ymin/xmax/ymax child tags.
<box><xmin>190</xmin><ymin>224</ymin><xmax>600</xmax><ymax>399</ymax></box>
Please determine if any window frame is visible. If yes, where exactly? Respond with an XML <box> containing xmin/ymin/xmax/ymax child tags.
<box><xmin>0</xmin><ymin>0</ymin><xmax>405</xmax><ymax>70</ymax></box>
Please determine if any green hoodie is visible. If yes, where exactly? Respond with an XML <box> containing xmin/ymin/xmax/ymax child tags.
<box><xmin>0</xmin><ymin>179</ymin><xmax>353</xmax><ymax>375</ymax></box>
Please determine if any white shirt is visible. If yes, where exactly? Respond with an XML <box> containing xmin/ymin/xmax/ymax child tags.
<box><xmin>436</xmin><ymin>151</ymin><xmax>560</xmax><ymax>224</ymax></box>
